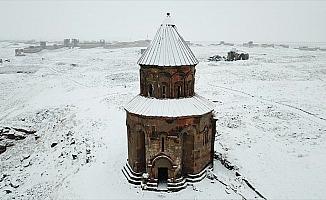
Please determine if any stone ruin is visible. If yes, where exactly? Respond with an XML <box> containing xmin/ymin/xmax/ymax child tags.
<box><xmin>208</xmin><ymin>50</ymin><xmax>249</xmax><ymax>62</ymax></box>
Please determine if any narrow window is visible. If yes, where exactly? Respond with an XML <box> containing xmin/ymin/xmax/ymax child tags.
<box><xmin>188</xmin><ymin>81</ymin><xmax>192</xmax><ymax>96</ymax></box>
<box><xmin>205</xmin><ymin>132</ymin><xmax>208</xmax><ymax>144</ymax></box>
<box><xmin>205</xmin><ymin>126</ymin><xmax>208</xmax><ymax>144</ymax></box>
<box><xmin>161</xmin><ymin>137</ymin><xmax>165</xmax><ymax>152</ymax></box>
<box><xmin>203</xmin><ymin>126</ymin><xmax>208</xmax><ymax>146</ymax></box>
<box><xmin>148</xmin><ymin>84</ymin><xmax>153</xmax><ymax>97</ymax></box>
<box><xmin>162</xmin><ymin>85</ymin><xmax>166</xmax><ymax>98</ymax></box>
<box><xmin>151</xmin><ymin>126</ymin><xmax>156</xmax><ymax>137</ymax></box>
<box><xmin>203</xmin><ymin>135</ymin><xmax>205</xmax><ymax>146</ymax></box>
<box><xmin>177</xmin><ymin>85</ymin><xmax>182</xmax><ymax>98</ymax></box>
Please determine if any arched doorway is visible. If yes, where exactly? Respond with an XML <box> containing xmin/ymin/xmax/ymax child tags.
<box><xmin>152</xmin><ymin>155</ymin><xmax>174</xmax><ymax>186</ymax></box>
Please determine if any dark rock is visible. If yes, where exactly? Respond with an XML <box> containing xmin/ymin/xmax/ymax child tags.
<box><xmin>5</xmin><ymin>133</ymin><xmax>15</xmax><ymax>140</ymax></box>
<box><xmin>51</xmin><ymin>142</ymin><xmax>58</xmax><ymax>148</ymax></box>
<box><xmin>227</xmin><ymin>51</ymin><xmax>249</xmax><ymax>61</ymax></box>
<box><xmin>0</xmin><ymin>145</ymin><xmax>6</xmax><ymax>154</ymax></box>
<box><xmin>208</xmin><ymin>50</ymin><xmax>249</xmax><ymax>62</ymax></box>
<box><xmin>21</xmin><ymin>154</ymin><xmax>30</xmax><ymax>161</ymax></box>
<box><xmin>72</xmin><ymin>154</ymin><xmax>77</xmax><ymax>160</ymax></box>
<box><xmin>10</xmin><ymin>180</ymin><xmax>20</xmax><ymax>188</ymax></box>
<box><xmin>0</xmin><ymin>173</ymin><xmax>9</xmax><ymax>182</ymax></box>
<box><xmin>208</xmin><ymin>55</ymin><xmax>224</xmax><ymax>62</ymax></box>
<box><xmin>66</xmin><ymin>131</ymin><xmax>73</xmax><ymax>136</ymax></box>
<box><xmin>13</xmin><ymin>133</ymin><xmax>25</xmax><ymax>140</ymax></box>
<box><xmin>206</xmin><ymin>171</ymin><xmax>214</xmax><ymax>180</ymax></box>
<box><xmin>2</xmin><ymin>128</ymin><xmax>10</xmax><ymax>134</ymax></box>
<box><xmin>214</xmin><ymin>151</ymin><xmax>239</xmax><ymax>171</ymax></box>
<box><xmin>86</xmin><ymin>149</ymin><xmax>91</xmax><ymax>154</ymax></box>
<box><xmin>4</xmin><ymin>189</ymin><xmax>12</xmax><ymax>194</ymax></box>
<box><xmin>22</xmin><ymin>160</ymin><xmax>31</xmax><ymax>167</ymax></box>
<box><xmin>12</xmin><ymin>127</ymin><xmax>36</xmax><ymax>134</ymax></box>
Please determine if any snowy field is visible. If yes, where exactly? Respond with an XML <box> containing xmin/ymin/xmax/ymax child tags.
<box><xmin>0</xmin><ymin>41</ymin><xmax>326</xmax><ymax>199</ymax></box>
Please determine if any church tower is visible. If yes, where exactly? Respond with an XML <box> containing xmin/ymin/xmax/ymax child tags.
<box><xmin>123</xmin><ymin>13</ymin><xmax>216</xmax><ymax>191</ymax></box>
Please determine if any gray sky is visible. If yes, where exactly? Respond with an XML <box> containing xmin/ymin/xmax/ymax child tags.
<box><xmin>0</xmin><ymin>0</ymin><xmax>325</xmax><ymax>42</ymax></box>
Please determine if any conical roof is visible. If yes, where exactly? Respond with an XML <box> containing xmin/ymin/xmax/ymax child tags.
<box><xmin>137</xmin><ymin>13</ymin><xmax>199</xmax><ymax>67</ymax></box>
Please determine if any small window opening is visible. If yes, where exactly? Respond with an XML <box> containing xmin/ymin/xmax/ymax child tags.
<box><xmin>151</xmin><ymin>126</ymin><xmax>156</xmax><ymax>137</ymax></box>
<box><xmin>162</xmin><ymin>85</ymin><xmax>166</xmax><ymax>98</ymax></box>
<box><xmin>161</xmin><ymin>137</ymin><xmax>165</xmax><ymax>152</ymax></box>
<box><xmin>148</xmin><ymin>84</ymin><xmax>153</xmax><ymax>97</ymax></box>
<box><xmin>202</xmin><ymin>135</ymin><xmax>205</xmax><ymax>146</ymax></box>
<box><xmin>203</xmin><ymin>126</ymin><xmax>209</xmax><ymax>146</ymax></box>
<box><xmin>188</xmin><ymin>81</ymin><xmax>192</xmax><ymax>96</ymax></box>
<box><xmin>177</xmin><ymin>85</ymin><xmax>182</xmax><ymax>98</ymax></box>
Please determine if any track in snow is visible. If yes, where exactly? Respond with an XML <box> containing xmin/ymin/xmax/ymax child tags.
<box><xmin>209</xmin><ymin>84</ymin><xmax>326</xmax><ymax>125</ymax></box>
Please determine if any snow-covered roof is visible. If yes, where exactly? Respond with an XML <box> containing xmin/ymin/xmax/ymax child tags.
<box><xmin>137</xmin><ymin>13</ymin><xmax>199</xmax><ymax>67</ymax></box>
<box><xmin>124</xmin><ymin>94</ymin><xmax>214</xmax><ymax>117</ymax></box>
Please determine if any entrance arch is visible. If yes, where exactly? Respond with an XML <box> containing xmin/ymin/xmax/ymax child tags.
<box><xmin>151</xmin><ymin>155</ymin><xmax>175</xmax><ymax>184</ymax></box>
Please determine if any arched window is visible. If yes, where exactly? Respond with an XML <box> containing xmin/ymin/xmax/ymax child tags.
<box><xmin>204</xmin><ymin>126</ymin><xmax>208</xmax><ymax>145</ymax></box>
<box><xmin>188</xmin><ymin>81</ymin><xmax>193</xmax><ymax>96</ymax></box>
<box><xmin>151</xmin><ymin>126</ymin><xmax>156</xmax><ymax>137</ymax></box>
<box><xmin>148</xmin><ymin>84</ymin><xmax>154</xmax><ymax>97</ymax></box>
<box><xmin>162</xmin><ymin>85</ymin><xmax>166</xmax><ymax>98</ymax></box>
<box><xmin>177</xmin><ymin>85</ymin><xmax>182</xmax><ymax>98</ymax></box>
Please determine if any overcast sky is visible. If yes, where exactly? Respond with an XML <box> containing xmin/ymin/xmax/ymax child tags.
<box><xmin>0</xmin><ymin>0</ymin><xmax>325</xmax><ymax>43</ymax></box>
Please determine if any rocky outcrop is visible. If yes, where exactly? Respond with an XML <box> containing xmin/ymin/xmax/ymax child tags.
<box><xmin>208</xmin><ymin>55</ymin><xmax>224</xmax><ymax>61</ymax></box>
<box><xmin>0</xmin><ymin>145</ymin><xmax>6</xmax><ymax>154</ymax></box>
<box><xmin>214</xmin><ymin>151</ymin><xmax>239</xmax><ymax>170</ymax></box>
<box><xmin>208</xmin><ymin>50</ymin><xmax>249</xmax><ymax>62</ymax></box>
<box><xmin>0</xmin><ymin>126</ymin><xmax>37</xmax><ymax>154</ymax></box>
<box><xmin>227</xmin><ymin>51</ymin><xmax>249</xmax><ymax>61</ymax></box>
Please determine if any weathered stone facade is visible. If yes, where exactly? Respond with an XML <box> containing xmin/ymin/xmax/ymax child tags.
<box><xmin>139</xmin><ymin>65</ymin><xmax>195</xmax><ymax>99</ymax></box>
<box><xmin>123</xmin><ymin>13</ymin><xmax>215</xmax><ymax>190</ymax></box>
<box><xmin>126</xmin><ymin>111</ymin><xmax>216</xmax><ymax>181</ymax></box>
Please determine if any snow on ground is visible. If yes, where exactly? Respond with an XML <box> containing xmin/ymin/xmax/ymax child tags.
<box><xmin>0</xmin><ymin>42</ymin><xmax>325</xmax><ymax>199</ymax></box>
<box><xmin>194</xmin><ymin>45</ymin><xmax>326</xmax><ymax>199</ymax></box>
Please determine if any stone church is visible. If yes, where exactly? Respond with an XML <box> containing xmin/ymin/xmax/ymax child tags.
<box><xmin>122</xmin><ymin>13</ymin><xmax>216</xmax><ymax>191</ymax></box>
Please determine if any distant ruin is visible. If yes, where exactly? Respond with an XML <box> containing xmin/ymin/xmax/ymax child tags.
<box><xmin>208</xmin><ymin>50</ymin><xmax>249</xmax><ymax>62</ymax></box>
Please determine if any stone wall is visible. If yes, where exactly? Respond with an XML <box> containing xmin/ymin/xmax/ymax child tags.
<box><xmin>139</xmin><ymin>65</ymin><xmax>195</xmax><ymax>99</ymax></box>
<box><xmin>126</xmin><ymin>111</ymin><xmax>215</xmax><ymax>180</ymax></box>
